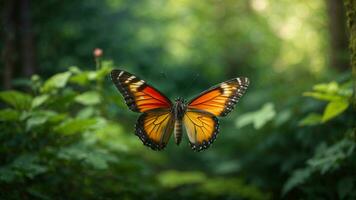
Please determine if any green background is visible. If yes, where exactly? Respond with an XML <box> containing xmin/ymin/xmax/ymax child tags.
<box><xmin>0</xmin><ymin>0</ymin><xmax>355</xmax><ymax>199</ymax></box>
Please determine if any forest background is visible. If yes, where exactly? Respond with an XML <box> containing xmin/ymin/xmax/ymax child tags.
<box><xmin>1</xmin><ymin>0</ymin><xmax>355</xmax><ymax>199</ymax></box>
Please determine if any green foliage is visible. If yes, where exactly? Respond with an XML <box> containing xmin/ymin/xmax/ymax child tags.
<box><xmin>157</xmin><ymin>170</ymin><xmax>268</xmax><ymax>200</ymax></box>
<box><xmin>0</xmin><ymin>64</ymin><xmax>156</xmax><ymax>199</ymax></box>
<box><xmin>199</xmin><ymin>178</ymin><xmax>269</xmax><ymax>200</ymax></box>
<box><xmin>276</xmin><ymin>80</ymin><xmax>355</xmax><ymax>198</ymax></box>
<box><xmin>0</xmin><ymin>154</ymin><xmax>48</xmax><ymax>182</ymax></box>
<box><xmin>54</xmin><ymin>118</ymin><xmax>98</xmax><ymax>135</ymax></box>
<box><xmin>301</xmin><ymin>81</ymin><xmax>352</xmax><ymax>124</ymax></box>
<box><xmin>0</xmin><ymin>90</ymin><xmax>32</xmax><ymax>110</ymax></box>
<box><xmin>75</xmin><ymin>91</ymin><xmax>101</xmax><ymax>105</ymax></box>
<box><xmin>322</xmin><ymin>100</ymin><xmax>349</xmax><ymax>122</ymax></box>
<box><xmin>298</xmin><ymin>113</ymin><xmax>322</xmax><ymax>126</ymax></box>
<box><xmin>0</xmin><ymin>109</ymin><xmax>21</xmax><ymax>121</ymax></box>
<box><xmin>57</xmin><ymin>142</ymin><xmax>119</xmax><ymax>170</ymax></box>
<box><xmin>158</xmin><ymin>170</ymin><xmax>207</xmax><ymax>188</ymax></box>
<box><xmin>236</xmin><ymin>102</ymin><xmax>276</xmax><ymax>129</ymax></box>
<box><xmin>31</xmin><ymin>94</ymin><xmax>50</xmax><ymax>108</ymax></box>
<box><xmin>283</xmin><ymin>139</ymin><xmax>356</xmax><ymax>195</ymax></box>
<box><xmin>41</xmin><ymin>71</ymin><xmax>72</xmax><ymax>93</ymax></box>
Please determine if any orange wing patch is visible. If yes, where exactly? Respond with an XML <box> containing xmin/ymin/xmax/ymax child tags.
<box><xmin>111</xmin><ymin>70</ymin><xmax>172</xmax><ymax>112</ymax></box>
<box><xmin>136</xmin><ymin>110</ymin><xmax>174</xmax><ymax>150</ymax></box>
<box><xmin>188</xmin><ymin>77</ymin><xmax>249</xmax><ymax>116</ymax></box>
<box><xmin>183</xmin><ymin>110</ymin><xmax>219</xmax><ymax>151</ymax></box>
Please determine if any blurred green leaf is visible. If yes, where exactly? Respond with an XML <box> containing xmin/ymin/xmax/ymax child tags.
<box><xmin>26</xmin><ymin>110</ymin><xmax>57</xmax><ymax>130</ymax></box>
<box><xmin>85</xmin><ymin>150</ymin><xmax>118</xmax><ymax>170</ymax></box>
<box><xmin>303</xmin><ymin>81</ymin><xmax>351</xmax><ymax>102</ymax></box>
<box><xmin>299</xmin><ymin>113</ymin><xmax>322</xmax><ymax>126</ymax></box>
<box><xmin>283</xmin><ymin>168</ymin><xmax>312</xmax><ymax>195</ymax></box>
<box><xmin>236</xmin><ymin>102</ymin><xmax>276</xmax><ymax>129</ymax></box>
<box><xmin>47</xmin><ymin>88</ymin><xmax>76</xmax><ymax>108</ymax></box>
<box><xmin>303</xmin><ymin>92</ymin><xmax>342</xmax><ymax>101</ymax></box>
<box><xmin>93</xmin><ymin>122</ymin><xmax>131</xmax><ymax>152</ymax></box>
<box><xmin>12</xmin><ymin>154</ymin><xmax>47</xmax><ymax>178</ymax></box>
<box><xmin>70</xmin><ymin>72</ymin><xmax>90</xmax><ymax>86</ymax></box>
<box><xmin>48</xmin><ymin>113</ymin><xmax>67</xmax><ymax>124</ymax></box>
<box><xmin>96</xmin><ymin>61</ymin><xmax>113</xmax><ymax>80</ymax></box>
<box><xmin>0</xmin><ymin>154</ymin><xmax>47</xmax><ymax>182</ymax></box>
<box><xmin>157</xmin><ymin>170</ymin><xmax>207</xmax><ymax>188</ymax></box>
<box><xmin>88</xmin><ymin>72</ymin><xmax>97</xmax><ymax>80</ymax></box>
<box><xmin>307</xmin><ymin>139</ymin><xmax>355</xmax><ymax>174</ymax></box>
<box><xmin>31</xmin><ymin>94</ymin><xmax>50</xmax><ymax>108</ymax></box>
<box><xmin>214</xmin><ymin>160</ymin><xmax>241</xmax><ymax>174</ymax></box>
<box><xmin>313</xmin><ymin>81</ymin><xmax>339</xmax><ymax>93</ymax></box>
<box><xmin>30</xmin><ymin>74</ymin><xmax>42</xmax><ymax>91</ymax></box>
<box><xmin>322</xmin><ymin>100</ymin><xmax>349</xmax><ymax>122</ymax></box>
<box><xmin>41</xmin><ymin>71</ymin><xmax>71</xmax><ymax>93</ymax></box>
<box><xmin>57</xmin><ymin>143</ymin><xmax>118</xmax><ymax>170</ymax></box>
<box><xmin>75</xmin><ymin>91</ymin><xmax>101</xmax><ymax>105</ymax></box>
<box><xmin>274</xmin><ymin>109</ymin><xmax>292</xmax><ymax>126</ymax></box>
<box><xmin>200</xmin><ymin>178</ymin><xmax>268</xmax><ymax>200</ymax></box>
<box><xmin>0</xmin><ymin>109</ymin><xmax>20</xmax><ymax>121</ymax></box>
<box><xmin>54</xmin><ymin>118</ymin><xmax>98</xmax><ymax>135</ymax></box>
<box><xmin>77</xmin><ymin>106</ymin><xmax>96</xmax><ymax>118</ymax></box>
<box><xmin>0</xmin><ymin>167</ymin><xmax>16</xmax><ymax>183</ymax></box>
<box><xmin>0</xmin><ymin>90</ymin><xmax>32</xmax><ymax>110</ymax></box>
<box><xmin>11</xmin><ymin>154</ymin><xmax>48</xmax><ymax>179</ymax></box>
<box><xmin>68</xmin><ymin>66</ymin><xmax>82</xmax><ymax>74</ymax></box>
<box><xmin>283</xmin><ymin>139</ymin><xmax>356</xmax><ymax>195</ymax></box>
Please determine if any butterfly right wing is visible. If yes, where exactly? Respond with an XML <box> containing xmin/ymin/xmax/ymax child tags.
<box><xmin>135</xmin><ymin>110</ymin><xmax>174</xmax><ymax>150</ymax></box>
<box><xmin>183</xmin><ymin>77</ymin><xmax>249</xmax><ymax>151</ymax></box>
<box><xmin>188</xmin><ymin>77</ymin><xmax>249</xmax><ymax>116</ymax></box>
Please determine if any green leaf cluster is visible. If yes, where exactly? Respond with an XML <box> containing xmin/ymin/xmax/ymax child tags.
<box><xmin>302</xmin><ymin>81</ymin><xmax>352</xmax><ymax>124</ymax></box>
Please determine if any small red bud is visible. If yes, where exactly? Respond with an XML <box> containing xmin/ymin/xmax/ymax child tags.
<box><xmin>93</xmin><ymin>48</ymin><xmax>103</xmax><ymax>58</ymax></box>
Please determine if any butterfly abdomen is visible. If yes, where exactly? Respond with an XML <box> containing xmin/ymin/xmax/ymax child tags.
<box><xmin>174</xmin><ymin>120</ymin><xmax>182</xmax><ymax>145</ymax></box>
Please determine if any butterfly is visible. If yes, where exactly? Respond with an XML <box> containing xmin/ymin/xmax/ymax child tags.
<box><xmin>111</xmin><ymin>69</ymin><xmax>249</xmax><ymax>151</ymax></box>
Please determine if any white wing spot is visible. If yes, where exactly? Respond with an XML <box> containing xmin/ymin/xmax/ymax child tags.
<box><xmin>237</xmin><ymin>78</ymin><xmax>242</xmax><ymax>85</ymax></box>
<box><xmin>125</xmin><ymin>76</ymin><xmax>136</xmax><ymax>83</ymax></box>
<box><xmin>119</xmin><ymin>71</ymin><xmax>124</xmax><ymax>77</ymax></box>
<box><xmin>137</xmin><ymin>80</ymin><xmax>145</xmax><ymax>86</ymax></box>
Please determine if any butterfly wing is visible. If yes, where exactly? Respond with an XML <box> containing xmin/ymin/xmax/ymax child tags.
<box><xmin>111</xmin><ymin>70</ymin><xmax>174</xmax><ymax>150</ymax></box>
<box><xmin>188</xmin><ymin>77</ymin><xmax>249</xmax><ymax>116</ymax></box>
<box><xmin>111</xmin><ymin>69</ymin><xmax>172</xmax><ymax>112</ymax></box>
<box><xmin>183</xmin><ymin>109</ymin><xmax>219</xmax><ymax>151</ymax></box>
<box><xmin>184</xmin><ymin>77</ymin><xmax>249</xmax><ymax>151</ymax></box>
<box><xmin>136</xmin><ymin>110</ymin><xmax>174</xmax><ymax>150</ymax></box>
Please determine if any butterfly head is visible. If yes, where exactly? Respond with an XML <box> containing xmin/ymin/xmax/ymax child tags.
<box><xmin>174</xmin><ymin>97</ymin><xmax>185</xmax><ymax>103</ymax></box>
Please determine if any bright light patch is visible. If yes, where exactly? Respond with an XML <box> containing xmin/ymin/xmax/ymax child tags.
<box><xmin>251</xmin><ymin>0</ymin><xmax>268</xmax><ymax>12</ymax></box>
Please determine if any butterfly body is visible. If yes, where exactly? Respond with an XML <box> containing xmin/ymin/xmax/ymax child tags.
<box><xmin>173</xmin><ymin>97</ymin><xmax>187</xmax><ymax>145</ymax></box>
<box><xmin>111</xmin><ymin>69</ymin><xmax>249</xmax><ymax>151</ymax></box>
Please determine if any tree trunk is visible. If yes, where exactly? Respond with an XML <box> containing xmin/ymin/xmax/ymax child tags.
<box><xmin>2</xmin><ymin>0</ymin><xmax>17</xmax><ymax>89</ymax></box>
<box><xmin>326</xmin><ymin>0</ymin><xmax>349</xmax><ymax>71</ymax></box>
<box><xmin>343</xmin><ymin>0</ymin><xmax>356</xmax><ymax>107</ymax></box>
<box><xmin>20</xmin><ymin>0</ymin><xmax>36</xmax><ymax>77</ymax></box>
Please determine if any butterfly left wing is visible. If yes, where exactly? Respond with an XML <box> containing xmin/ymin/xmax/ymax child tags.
<box><xmin>111</xmin><ymin>69</ymin><xmax>172</xmax><ymax>113</ymax></box>
<box><xmin>136</xmin><ymin>110</ymin><xmax>174</xmax><ymax>150</ymax></box>
<box><xmin>183</xmin><ymin>109</ymin><xmax>219</xmax><ymax>151</ymax></box>
<box><xmin>188</xmin><ymin>77</ymin><xmax>249</xmax><ymax>116</ymax></box>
